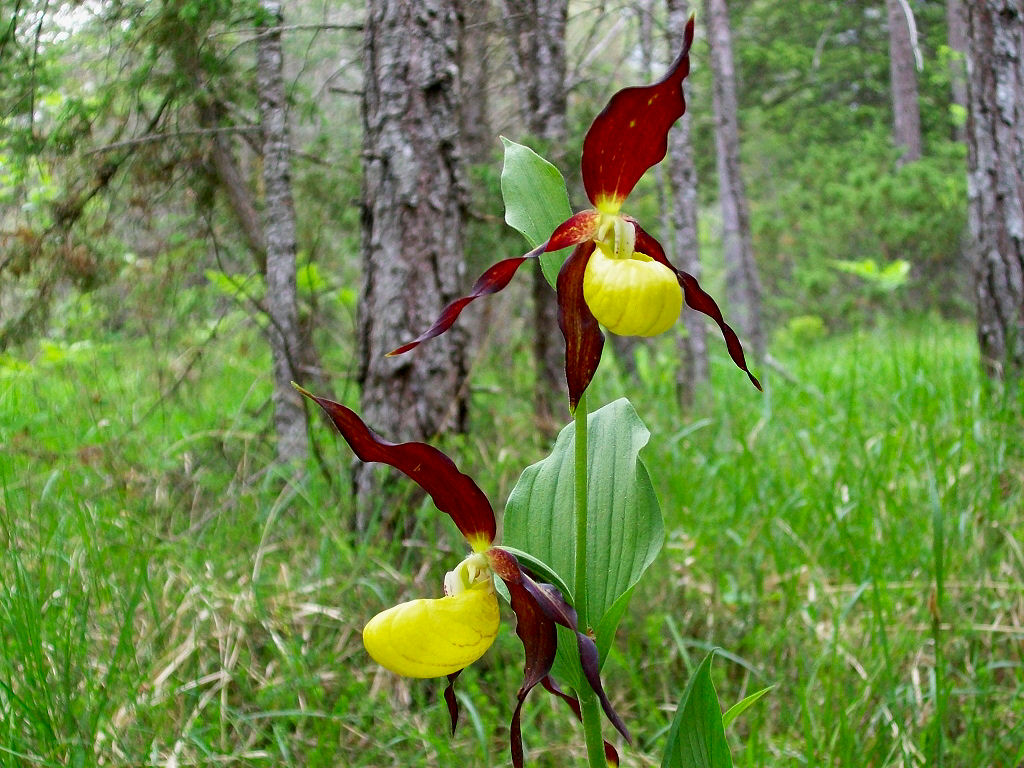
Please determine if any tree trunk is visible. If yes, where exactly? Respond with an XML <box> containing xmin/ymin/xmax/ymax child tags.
<box><xmin>704</xmin><ymin>0</ymin><xmax>764</xmax><ymax>359</ymax></box>
<box><xmin>460</xmin><ymin>0</ymin><xmax>493</xmax><ymax>164</ymax></box>
<box><xmin>965</xmin><ymin>0</ymin><xmax>1024</xmax><ymax>380</ymax></box>
<box><xmin>257</xmin><ymin>1</ymin><xmax>308</xmax><ymax>466</ymax></box>
<box><xmin>359</xmin><ymin>0</ymin><xmax>470</xmax><ymax>528</ymax></box>
<box><xmin>499</xmin><ymin>0</ymin><xmax>569</xmax><ymax>428</ymax></box>
<box><xmin>947</xmin><ymin>0</ymin><xmax>969</xmax><ymax>143</ymax></box>
<box><xmin>666</xmin><ymin>0</ymin><xmax>710</xmax><ymax>408</ymax></box>
<box><xmin>886</xmin><ymin>0</ymin><xmax>923</xmax><ymax>164</ymax></box>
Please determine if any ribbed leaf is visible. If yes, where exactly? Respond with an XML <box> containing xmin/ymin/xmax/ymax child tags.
<box><xmin>500</xmin><ymin>137</ymin><xmax>573</xmax><ymax>288</ymax></box>
<box><xmin>504</xmin><ymin>398</ymin><xmax>663</xmax><ymax>684</ymax></box>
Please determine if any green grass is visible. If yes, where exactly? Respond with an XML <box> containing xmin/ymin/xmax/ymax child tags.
<box><xmin>1</xmin><ymin>316</ymin><xmax>1021</xmax><ymax>767</ymax></box>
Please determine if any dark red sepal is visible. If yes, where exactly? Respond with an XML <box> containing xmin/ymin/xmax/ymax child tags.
<box><xmin>581</xmin><ymin>15</ymin><xmax>696</xmax><ymax>208</ymax></box>
<box><xmin>575</xmin><ymin>625</ymin><xmax>631</xmax><ymax>744</ymax></box>
<box><xmin>443</xmin><ymin>670</ymin><xmax>462</xmax><ymax>735</ymax></box>
<box><xmin>546</xmin><ymin>210</ymin><xmax>600</xmax><ymax>252</ymax></box>
<box><xmin>521</xmin><ymin>575</ymin><xmax>630</xmax><ymax>743</ymax></box>
<box><xmin>557</xmin><ymin>242</ymin><xmax>604</xmax><ymax>411</ymax></box>
<box><xmin>632</xmin><ymin>223</ymin><xmax>762</xmax><ymax>391</ymax></box>
<box><xmin>489</xmin><ymin>547</ymin><xmax>631</xmax><ymax>762</ymax></box>
<box><xmin>295</xmin><ymin>389</ymin><xmax>498</xmax><ymax>544</ymax></box>
<box><xmin>488</xmin><ymin>548</ymin><xmax>559</xmax><ymax>768</ymax></box>
<box><xmin>388</xmin><ymin>242</ymin><xmax>547</xmax><ymax>357</ymax></box>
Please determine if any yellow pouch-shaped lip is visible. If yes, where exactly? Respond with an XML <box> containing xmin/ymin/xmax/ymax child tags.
<box><xmin>583</xmin><ymin>244</ymin><xmax>682</xmax><ymax>337</ymax></box>
<box><xmin>362</xmin><ymin>581</ymin><xmax>500</xmax><ymax>678</ymax></box>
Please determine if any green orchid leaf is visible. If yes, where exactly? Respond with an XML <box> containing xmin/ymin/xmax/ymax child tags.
<box><xmin>499</xmin><ymin>137</ymin><xmax>573</xmax><ymax>288</ymax></box>
<box><xmin>662</xmin><ymin>651</ymin><xmax>732</xmax><ymax>768</ymax></box>
<box><xmin>721</xmin><ymin>685</ymin><xmax>773</xmax><ymax>730</ymax></box>
<box><xmin>504</xmin><ymin>398</ymin><xmax>664</xmax><ymax>684</ymax></box>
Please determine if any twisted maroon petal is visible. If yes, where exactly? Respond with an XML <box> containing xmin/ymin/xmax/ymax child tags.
<box><xmin>632</xmin><ymin>223</ymin><xmax>762</xmax><ymax>391</ymax></box>
<box><xmin>556</xmin><ymin>242</ymin><xmax>604</xmax><ymax>411</ymax></box>
<box><xmin>443</xmin><ymin>671</ymin><xmax>462</xmax><ymax>735</ymax></box>
<box><xmin>581</xmin><ymin>15</ymin><xmax>696</xmax><ymax>208</ymax></box>
<box><xmin>388</xmin><ymin>242</ymin><xmax>547</xmax><ymax>357</ymax></box>
<box><xmin>488</xmin><ymin>547</ymin><xmax>630</xmax><ymax>768</ymax></box>
<box><xmin>488</xmin><ymin>548</ymin><xmax>558</xmax><ymax>768</ymax></box>
<box><xmin>295</xmin><ymin>390</ymin><xmax>497</xmax><ymax>544</ymax></box>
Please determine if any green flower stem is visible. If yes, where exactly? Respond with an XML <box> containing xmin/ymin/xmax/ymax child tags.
<box><xmin>580</xmin><ymin>690</ymin><xmax>606</xmax><ymax>768</ymax></box>
<box><xmin>573</xmin><ymin>391</ymin><xmax>605</xmax><ymax>768</ymax></box>
<box><xmin>573</xmin><ymin>390</ymin><xmax>589</xmax><ymax>625</ymax></box>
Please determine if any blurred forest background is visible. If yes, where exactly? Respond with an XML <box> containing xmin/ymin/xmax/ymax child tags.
<box><xmin>1</xmin><ymin>1</ymin><xmax>1022</xmax><ymax>766</ymax></box>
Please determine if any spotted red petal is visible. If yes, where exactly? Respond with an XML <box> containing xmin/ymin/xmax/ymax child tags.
<box><xmin>632</xmin><ymin>223</ymin><xmax>762</xmax><ymax>391</ymax></box>
<box><xmin>296</xmin><ymin>388</ymin><xmax>497</xmax><ymax>545</ymax></box>
<box><xmin>556</xmin><ymin>242</ymin><xmax>605</xmax><ymax>411</ymax></box>
<box><xmin>546</xmin><ymin>210</ymin><xmax>600</xmax><ymax>251</ymax></box>
<box><xmin>388</xmin><ymin>242</ymin><xmax>547</xmax><ymax>357</ymax></box>
<box><xmin>581</xmin><ymin>15</ymin><xmax>696</xmax><ymax>209</ymax></box>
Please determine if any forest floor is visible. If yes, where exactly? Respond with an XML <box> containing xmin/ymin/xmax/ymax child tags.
<box><xmin>2</xmin><ymin>317</ymin><xmax>1022</xmax><ymax>767</ymax></box>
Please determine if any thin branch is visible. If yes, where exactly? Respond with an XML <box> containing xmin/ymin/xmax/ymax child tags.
<box><xmin>896</xmin><ymin>0</ymin><xmax>923</xmax><ymax>71</ymax></box>
<box><xmin>84</xmin><ymin>126</ymin><xmax>262</xmax><ymax>155</ymax></box>
<box><xmin>213</xmin><ymin>22</ymin><xmax>363</xmax><ymax>43</ymax></box>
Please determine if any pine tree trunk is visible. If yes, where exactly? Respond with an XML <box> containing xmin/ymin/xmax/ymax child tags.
<box><xmin>358</xmin><ymin>0</ymin><xmax>470</xmax><ymax>528</ymax></box>
<box><xmin>666</xmin><ymin>0</ymin><xmax>710</xmax><ymax>408</ymax></box>
<box><xmin>460</xmin><ymin>0</ymin><xmax>493</xmax><ymax>164</ymax></box>
<box><xmin>257</xmin><ymin>1</ymin><xmax>308</xmax><ymax>466</ymax></box>
<box><xmin>965</xmin><ymin>0</ymin><xmax>1024</xmax><ymax>380</ymax></box>
<box><xmin>886</xmin><ymin>0</ymin><xmax>923</xmax><ymax>164</ymax></box>
<box><xmin>499</xmin><ymin>0</ymin><xmax>569</xmax><ymax>427</ymax></box>
<box><xmin>704</xmin><ymin>0</ymin><xmax>764</xmax><ymax>359</ymax></box>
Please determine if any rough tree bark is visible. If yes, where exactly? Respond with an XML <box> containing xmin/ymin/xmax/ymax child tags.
<box><xmin>666</xmin><ymin>0</ymin><xmax>710</xmax><ymax>407</ymax></box>
<box><xmin>460</xmin><ymin>0</ymin><xmax>493</xmax><ymax>163</ymax></box>
<box><xmin>358</xmin><ymin>0</ymin><xmax>470</xmax><ymax>527</ymax></box>
<box><xmin>499</xmin><ymin>0</ymin><xmax>569</xmax><ymax>426</ymax></box>
<box><xmin>965</xmin><ymin>0</ymin><xmax>1024</xmax><ymax>380</ymax></box>
<box><xmin>886</xmin><ymin>0</ymin><xmax>923</xmax><ymax>164</ymax></box>
<box><xmin>257</xmin><ymin>1</ymin><xmax>308</xmax><ymax>465</ymax></box>
<box><xmin>704</xmin><ymin>0</ymin><xmax>764</xmax><ymax>359</ymax></box>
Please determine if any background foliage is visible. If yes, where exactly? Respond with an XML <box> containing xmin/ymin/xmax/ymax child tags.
<box><xmin>2</xmin><ymin>1</ymin><xmax>1021</xmax><ymax>766</ymax></box>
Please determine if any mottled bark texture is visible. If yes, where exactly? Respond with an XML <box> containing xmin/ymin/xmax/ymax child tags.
<box><xmin>666</xmin><ymin>0</ymin><xmax>710</xmax><ymax>407</ymax></box>
<box><xmin>257</xmin><ymin>1</ymin><xmax>308</xmax><ymax>465</ymax></box>
<box><xmin>359</xmin><ymin>0</ymin><xmax>470</xmax><ymax>526</ymax></box>
<box><xmin>965</xmin><ymin>0</ymin><xmax>1024</xmax><ymax>379</ymax></box>
<box><xmin>460</xmin><ymin>0</ymin><xmax>493</xmax><ymax>163</ymax></box>
<box><xmin>886</xmin><ymin>0</ymin><xmax>923</xmax><ymax>164</ymax></box>
<box><xmin>704</xmin><ymin>0</ymin><xmax>764</xmax><ymax>359</ymax></box>
<box><xmin>500</xmin><ymin>0</ymin><xmax>569</xmax><ymax>426</ymax></box>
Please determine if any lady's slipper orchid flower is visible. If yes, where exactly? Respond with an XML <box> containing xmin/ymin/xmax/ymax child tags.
<box><xmin>296</xmin><ymin>387</ymin><xmax>629</xmax><ymax>767</ymax></box>
<box><xmin>388</xmin><ymin>17</ymin><xmax>760</xmax><ymax>409</ymax></box>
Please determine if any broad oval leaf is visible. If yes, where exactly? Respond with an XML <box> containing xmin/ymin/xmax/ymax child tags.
<box><xmin>662</xmin><ymin>651</ymin><xmax>732</xmax><ymax>768</ymax></box>
<box><xmin>504</xmin><ymin>397</ymin><xmax>664</xmax><ymax>682</ymax></box>
<box><xmin>499</xmin><ymin>137</ymin><xmax>573</xmax><ymax>288</ymax></box>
